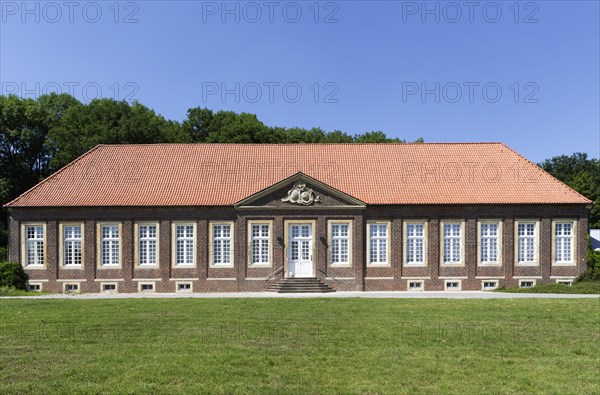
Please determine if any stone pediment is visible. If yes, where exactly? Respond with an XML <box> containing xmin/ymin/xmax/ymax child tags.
<box><xmin>234</xmin><ymin>173</ymin><xmax>366</xmax><ymax>209</ymax></box>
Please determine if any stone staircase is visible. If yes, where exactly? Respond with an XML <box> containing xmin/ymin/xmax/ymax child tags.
<box><xmin>266</xmin><ymin>277</ymin><xmax>335</xmax><ymax>293</ymax></box>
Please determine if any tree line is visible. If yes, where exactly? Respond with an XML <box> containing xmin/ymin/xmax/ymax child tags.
<box><xmin>0</xmin><ymin>93</ymin><xmax>598</xmax><ymax>259</ymax></box>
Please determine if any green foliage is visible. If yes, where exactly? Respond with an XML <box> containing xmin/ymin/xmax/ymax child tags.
<box><xmin>539</xmin><ymin>153</ymin><xmax>600</xmax><ymax>227</ymax></box>
<box><xmin>0</xmin><ymin>262</ymin><xmax>28</xmax><ymax>290</ymax></box>
<box><xmin>576</xmin><ymin>237</ymin><xmax>600</xmax><ymax>282</ymax></box>
<box><xmin>496</xmin><ymin>281</ymin><xmax>599</xmax><ymax>294</ymax></box>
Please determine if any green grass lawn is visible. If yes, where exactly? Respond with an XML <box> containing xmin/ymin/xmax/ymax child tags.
<box><xmin>495</xmin><ymin>281</ymin><xmax>600</xmax><ymax>294</ymax></box>
<box><xmin>1</xmin><ymin>298</ymin><xmax>599</xmax><ymax>394</ymax></box>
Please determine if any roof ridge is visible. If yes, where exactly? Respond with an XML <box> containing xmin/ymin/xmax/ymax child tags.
<box><xmin>499</xmin><ymin>143</ymin><xmax>593</xmax><ymax>203</ymax></box>
<box><xmin>3</xmin><ymin>144</ymin><xmax>104</xmax><ymax>207</ymax></box>
<box><xmin>97</xmin><ymin>142</ymin><xmax>504</xmax><ymax>147</ymax></box>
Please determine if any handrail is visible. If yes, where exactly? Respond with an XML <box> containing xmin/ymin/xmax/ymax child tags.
<box><xmin>318</xmin><ymin>268</ymin><xmax>335</xmax><ymax>281</ymax></box>
<box><xmin>265</xmin><ymin>266</ymin><xmax>283</xmax><ymax>281</ymax></box>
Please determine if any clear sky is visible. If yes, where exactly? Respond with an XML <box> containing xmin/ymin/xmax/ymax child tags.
<box><xmin>1</xmin><ymin>0</ymin><xmax>598</xmax><ymax>162</ymax></box>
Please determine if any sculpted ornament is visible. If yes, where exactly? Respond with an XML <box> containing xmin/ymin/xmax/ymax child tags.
<box><xmin>281</xmin><ymin>184</ymin><xmax>321</xmax><ymax>206</ymax></box>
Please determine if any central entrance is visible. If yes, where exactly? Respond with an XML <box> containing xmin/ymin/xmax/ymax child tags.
<box><xmin>287</xmin><ymin>223</ymin><xmax>315</xmax><ymax>278</ymax></box>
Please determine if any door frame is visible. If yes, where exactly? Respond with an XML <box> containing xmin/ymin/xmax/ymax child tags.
<box><xmin>284</xmin><ymin>220</ymin><xmax>317</xmax><ymax>278</ymax></box>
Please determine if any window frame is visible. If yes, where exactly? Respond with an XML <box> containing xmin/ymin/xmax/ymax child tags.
<box><xmin>60</xmin><ymin>222</ymin><xmax>84</xmax><ymax>268</ymax></box>
<box><xmin>247</xmin><ymin>220</ymin><xmax>273</xmax><ymax>268</ymax></box>
<box><xmin>551</xmin><ymin>219</ymin><xmax>577</xmax><ymax>266</ymax></box>
<box><xmin>20</xmin><ymin>223</ymin><xmax>47</xmax><ymax>269</ymax></box>
<box><xmin>135</xmin><ymin>222</ymin><xmax>160</xmax><ymax>268</ymax></box>
<box><xmin>138</xmin><ymin>282</ymin><xmax>156</xmax><ymax>293</ymax></box>
<box><xmin>444</xmin><ymin>279</ymin><xmax>462</xmax><ymax>291</ymax></box>
<box><xmin>27</xmin><ymin>282</ymin><xmax>43</xmax><ymax>292</ymax></box>
<box><xmin>366</xmin><ymin>220</ymin><xmax>391</xmax><ymax>267</ymax></box>
<box><xmin>403</xmin><ymin>220</ymin><xmax>428</xmax><ymax>267</ymax></box>
<box><xmin>176</xmin><ymin>281</ymin><xmax>193</xmax><ymax>293</ymax></box>
<box><xmin>481</xmin><ymin>280</ymin><xmax>499</xmax><ymax>290</ymax></box>
<box><xmin>555</xmin><ymin>279</ymin><xmax>573</xmax><ymax>286</ymax></box>
<box><xmin>328</xmin><ymin>220</ymin><xmax>352</xmax><ymax>267</ymax></box>
<box><xmin>519</xmin><ymin>279</ymin><xmax>536</xmax><ymax>289</ymax></box>
<box><xmin>171</xmin><ymin>222</ymin><xmax>196</xmax><ymax>267</ymax></box>
<box><xmin>477</xmin><ymin>220</ymin><xmax>503</xmax><ymax>266</ymax></box>
<box><xmin>96</xmin><ymin>222</ymin><xmax>122</xmax><ymax>268</ymax></box>
<box><xmin>515</xmin><ymin>220</ymin><xmax>540</xmax><ymax>266</ymax></box>
<box><xmin>209</xmin><ymin>221</ymin><xmax>235</xmax><ymax>268</ymax></box>
<box><xmin>101</xmin><ymin>282</ymin><xmax>119</xmax><ymax>293</ymax></box>
<box><xmin>407</xmin><ymin>280</ymin><xmax>424</xmax><ymax>291</ymax></box>
<box><xmin>63</xmin><ymin>282</ymin><xmax>80</xmax><ymax>294</ymax></box>
<box><xmin>440</xmin><ymin>220</ymin><xmax>465</xmax><ymax>266</ymax></box>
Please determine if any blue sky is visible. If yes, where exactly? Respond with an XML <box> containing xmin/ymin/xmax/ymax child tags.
<box><xmin>1</xmin><ymin>0</ymin><xmax>598</xmax><ymax>162</ymax></box>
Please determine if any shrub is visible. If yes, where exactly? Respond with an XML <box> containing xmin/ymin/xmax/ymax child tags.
<box><xmin>0</xmin><ymin>262</ymin><xmax>28</xmax><ymax>290</ymax></box>
<box><xmin>0</xmin><ymin>246</ymin><xmax>7</xmax><ymax>262</ymax></box>
<box><xmin>576</xmin><ymin>237</ymin><xmax>600</xmax><ymax>283</ymax></box>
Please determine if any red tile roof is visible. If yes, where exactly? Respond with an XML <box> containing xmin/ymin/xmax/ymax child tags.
<box><xmin>4</xmin><ymin>143</ymin><xmax>591</xmax><ymax>207</ymax></box>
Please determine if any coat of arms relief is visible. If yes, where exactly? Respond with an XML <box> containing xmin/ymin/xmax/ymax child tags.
<box><xmin>281</xmin><ymin>184</ymin><xmax>321</xmax><ymax>206</ymax></box>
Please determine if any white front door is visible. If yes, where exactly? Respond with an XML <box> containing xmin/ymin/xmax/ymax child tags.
<box><xmin>288</xmin><ymin>224</ymin><xmax>314</xmax><ymax>278</ymax></box>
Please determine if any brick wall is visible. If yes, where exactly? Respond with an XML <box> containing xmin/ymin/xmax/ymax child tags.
<box><xmin>8</xmin><ymin>203</ymin><xmax>589</xmax><ymax>293</ymax></box>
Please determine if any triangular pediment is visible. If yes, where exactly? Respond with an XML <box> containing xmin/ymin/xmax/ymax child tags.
<box><xmin>234</xmin><ymin>173</ymin><xmax>366</xmax><ymax>209</ymax></box>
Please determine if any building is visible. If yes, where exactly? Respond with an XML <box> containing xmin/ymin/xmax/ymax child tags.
<box><xmin>4</xmin><ymin>143</ymin><xmax>592</xmax><ymax>293</ymax></box>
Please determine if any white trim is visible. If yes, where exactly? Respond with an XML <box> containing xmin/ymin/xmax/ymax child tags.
<box><xmin>284</xmin><ymin>220</ymin><xmax>317</xmax><ymax>278</ymax></box>
<box><xmin>138</xmin><ymin>281</ymin><xmax>156</xmax><ymax>293</ymax></box>
<box><xmin>514</xmin><ymin>219</ymin><xmax>540</xmax><ymax>266</ymax></box>
<box><xmin>100</xmin><ymin>282</ymin><xmax>119</xmax><ymax>293</ymax></box>
<box><xmin>407</xmin><ymin>280</ymin><xmax>424</xmax><ymax>291</ymax></box>
<box><xmin>56</xmin><ymin>278</ymin><xmax>86</xmax><ymax>282</ymax></box>
<box><xmin>135</xmin><ymin>222</ymin><xmax>160</xmax><ymax>268</ymax></box>
<box><xmin>325</xmin><ymin>277</ymin><xmax>355</xmax><ymax>280</ymax></box>
<box><xmin>132</xmin><ymin>278</ymin><xmax>161</xmax><ymax>282</ymax></box>
<box><xmin>27</xmin><ymin>282</ymin><xmax>43</xmax><ymax>292</ymax></box>
<box><xmin>444</xmin><ymin>279</ymin><xmax>462</xmax><ymax>291</ymax></box>
<box><xmin>169</xmin><ymin>277</ymin><xmax>200</xmax><ymax>281</ymax></box>
<box><xmin>328</xmin><ymin>220</ymin><xmax>353</xmax><ymax>267</ymax></box>
<box><xmin>549</xmin><ymin>276</ymin><xmax>577</xmax><ymax>279</ymax></box>
<box><xmin>513</xmin><ymin>276</ymin><xmax>543</xmax><ymax>279</ymax></box>
<box><xmin>481</xmin><ymin>280</ymin><xmax>499</xmax><ymax>290</ymax></box>
<box><xmin>365</xmin><ymin>277</ymin><xmax>394</xmax><ymax>280</ymax></box>
<box><xmin>247</xmin><ymin>220</ymin><xmax>273</xmax><ymax>268</ymax></box>
<box><xmin>175</xmin><ymin>281</ymin><xmax>193</xmax><ymax>293</ymax></box>
<box><xmin>246</xmin><ymin>277</ymin><xmax>270</xmax><ymax>281</ymax></box>
<box><xmin>439</xmin><ymin>276</ymin><xmax>468</xmax><ymax>279</ymax></box>
<box><xmin>518</xmin><ymin>279</ymin><xmax>536</xmax><ymax>288</ymax></box>
<box><xmin>209</xmin><ymin>221</ymin><xmax>235</xmax><ymax>268</ymax></box>
<box><xmin>551</xmin><ymin>219</ymin><xmax>577</xmax><ymax>266</ymax></box>
<box><xmin>367</xmin><ymin>220</ymin><xmax>391</xmax><ymax>266</ymax></box>
<box><xmin>26</xmin><ymin>279</ymin><xmax>49</xmax><ymax>282</ymax></box>
<box><xmin>20</xmin><ymin>222</ymin><xmax>47</xmax><ymax>269</ymax></box>
<box><xmin>401</xmin><ymin>276</ymin><xmax>431</xmax><ymax>280</ymax></box>
<box><xmin>206</xmin><ymin>278</ymin><xmax>237</xmax><ymax>281</ymax></box>
<box><xmin>555</xmin><ymin>278</ymin><xmax>574</xmax><ymax>286</ymax></box>
<box><xmin>97</xmin><ymin>222</ymin><xmax>123</xmax><ymax>268</ymax></box>
<box><xmin>62</xmin><ymin>282</ymin><xmax>81</xmax><ymax>294</ymax></box>
<box><xmin>403</xmin><ymin>220</ymin><xmax>428</xmax><ymax>267</ymax></box>
<box><xmin>440</xmin><ymin>220</ymin><xmax>465</xmax><ymax>266</ymax></box>
<box><xmin>94</xmin><ymin>278</ymin><xmax>125</xmax><ymax>282</ymax></box>
<box><xmin>59</xmin><ymin>222</ymin><xmax>85</xmax><ymax>269</ymax></box>
<box><xmin>475</xmin><ymin>276</ymin><xmax>504</xmax><ymax>279</ymax></box>
<box><xmin>172</xmin><ymin>221</ymin><xmax>197</xmax><ymax>268</ymax></box>
<box><xmin>477</xmin><ymin>219</ymin><xmax>503</xmax><ymax>266</ymax></box>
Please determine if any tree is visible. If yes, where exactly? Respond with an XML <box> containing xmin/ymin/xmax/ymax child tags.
<box><xmin>540</xmin><ymin>153</ymin><xmax>600</xmax><ymax>228</ymax></box>
<box><xmin>353</xmin><ymin>131</ymin><xmax>404</xmax><ymax>143</ymax></box>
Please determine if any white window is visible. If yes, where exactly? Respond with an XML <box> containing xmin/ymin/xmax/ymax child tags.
<box><xmin>408</xmin><ymin>281</ymin><xmax>424</xmax><ymax>291</ymax></box>
<box><xmin>482</xmin><ymin>280</ymin><xmax>499</xmax><ymax>290</ymax></box>
<box><xmin>139</xmin><ymin>282</ymin><xmax>155</xmax><ymax>292</ymax></box>
<box><xmin>28</xmin><ymin>283</ymin><xmax>42</xmax><ymax>292</ymax></box>
<box><xmin>442</xmin><ymin>222</ymin><xmax>462</xmax><ymax>264</ymax></box>
<box><xmin>368</xmin><ymin>222</ymin><xmax>389</xmax><ymax>265</ymax></box>
<box><xmin>64</xmin><ymin>283</ymin><xmax>80</xmax><ymax>293</ymax></box>
<box><xmin>330</xmin><ymin>222</ymin><xmax>350</xmax><ymax>265</ymax></box>
<box><xmin>517</xmin><ymin>222</ymin><xmax>538</xmax><ymax>264</ymax></box>
<box><xmin>406</xmin><ymin>223</ymin><xmax>425</xmax><ymax>265</ymax></box>
<box><xmin>176</xmin><ymin>282</ymin><xmax>192</xmax><ymax>292</ymax></box>
<box><xmin>250</xmin><ymin>223</ymin><xmax>270</xmax><ymax>265</ymax></box>
<box><xmin>555</xmin><ymin>222</ymin><xmax>574</xmax><ymax>264</ymax></box>
<box><xmin>519</xmin><ymin>280</ymin><xmax>535</xmax><ymax>289</ymax></box>
<box><xmin>100</xmin><ymin>224</ymin><xmax>120</xmax><ymax>266</ymax></box>
<box><xmin>101</xmin><ymin>283</ymin><xmax>118</xmax><ymax>293</ymax></box>
<box><xmin>444</xmin><ymin>280</ymin><xmax>461</xmax><ymax>291</ymax></box>
<box><xmin>173</xmin><ymin>223</ymin><xmax>196</xmax><ymax>266</ymax></box>
<box><xmin>63</xmin><ymin>225</ymin><xmax>83</xmax><ymax>266</ymax></box>
<box><xmin>23</xmin><ymin>224</ymin><xmax>45</xmax><ymax>266</ymax></box>
<box><xmin>480</xmin><ymin>222</ymin><xmax>500</xmax><ymax>264</ymax></box>
<box><xmin>138</xmin><ymin>224</ymin><xmax>158</xmax><ymax>266</ymax></box>
<box><xmin>211</xmin><ymin>223</ymin><xmax>233</xmax><ymax>266</ymax></box>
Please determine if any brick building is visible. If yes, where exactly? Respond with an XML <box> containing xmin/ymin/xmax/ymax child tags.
<box><xmin>4</xmin><ymin>143</ymin><xmax>591</xmax><ymax>293</ymax></box>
